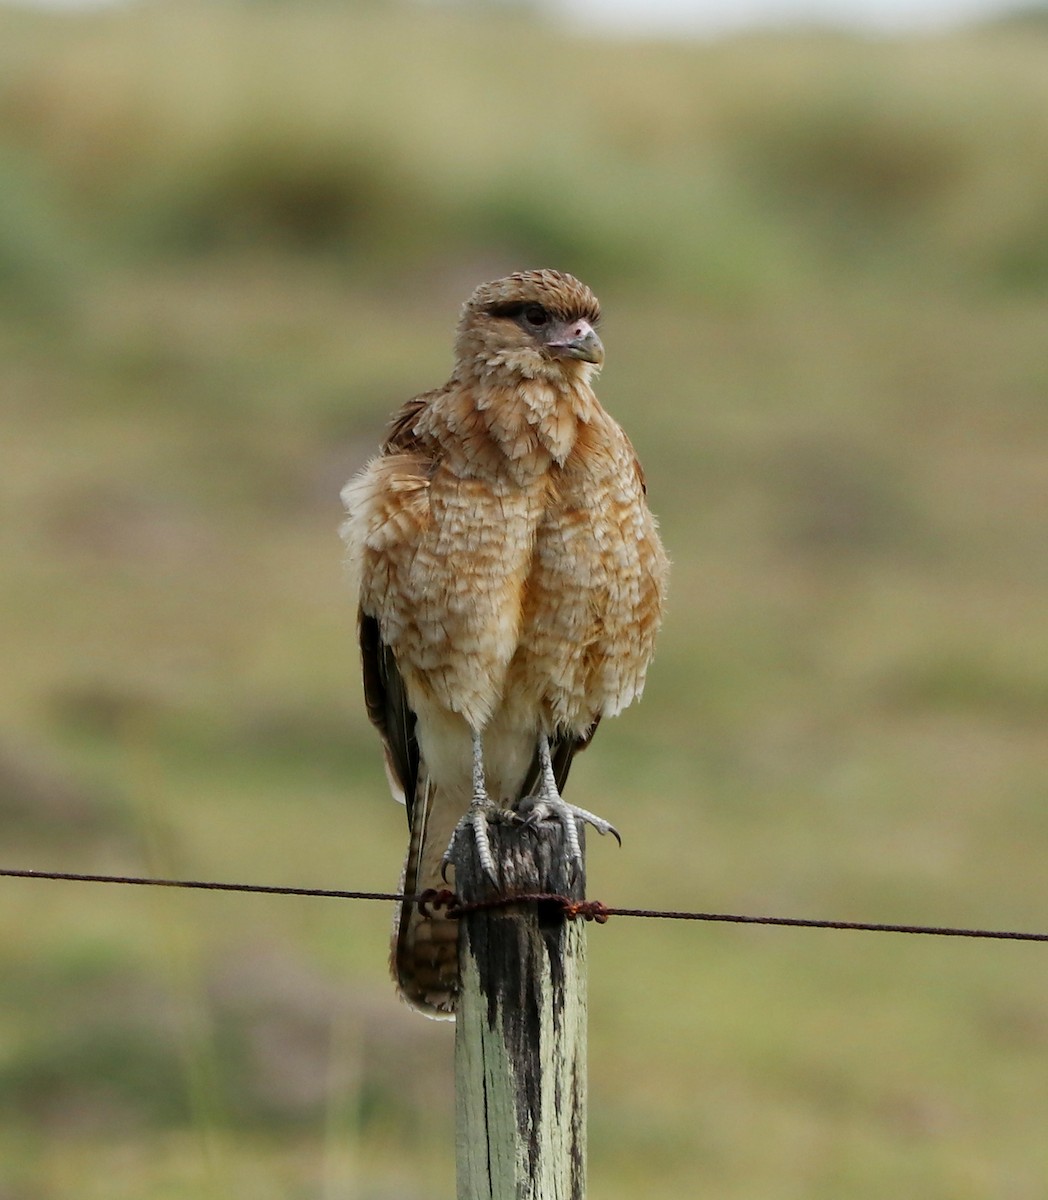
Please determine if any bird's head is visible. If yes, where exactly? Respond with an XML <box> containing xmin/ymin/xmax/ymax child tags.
<box><xmin>454</xmin><ymin>269</ymin><xmax>604</xmax><ymax>384</ymax></box>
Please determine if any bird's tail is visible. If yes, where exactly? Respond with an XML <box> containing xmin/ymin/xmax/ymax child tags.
<box><xmin>392</xmin><ymin>771</ymin><xmax>461</xmax><ymax>1018</ymax></box>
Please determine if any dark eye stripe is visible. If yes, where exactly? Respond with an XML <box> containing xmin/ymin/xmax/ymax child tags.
<box><xmin>486</xmin><ymin>301</ymin><xmax>525</xmax><ymax>319</ymax></box>
<box><xmin>486</xmin><ymin>300</ymin><xmax>600</xmax><ymax>326</ymax></box>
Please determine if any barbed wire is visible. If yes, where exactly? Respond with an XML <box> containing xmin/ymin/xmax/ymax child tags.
<box><xmin>2</xmin><ymin>866</ymin><xmax>1046</xmax><ymax>943</ymax></box>
<box><xmin>0</xmin><ymin>867</ymin><xmax>403</xmax><ymax>903</ymax></box>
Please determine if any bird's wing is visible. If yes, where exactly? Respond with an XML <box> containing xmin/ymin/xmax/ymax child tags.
<box><xmin>353</xmin><ymin>389</ymin><xmax>447</xmax><ymax>823</ymax></box>
<box><xmin>359</xmin><ymin>610</ymin><xmax>419</xmax><ymax>823</ymax></box>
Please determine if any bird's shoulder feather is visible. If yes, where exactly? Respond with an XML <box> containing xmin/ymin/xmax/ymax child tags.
<box><xmin>382</xmin><ymin>386</ymin><xmax>447</xmax><ymax>457</ymax></box>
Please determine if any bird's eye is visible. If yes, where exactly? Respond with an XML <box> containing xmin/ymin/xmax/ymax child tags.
<box><xmin>522</xmin><ymin>304</ymin><xmax>548</xmax><ymax>327</ymax></box>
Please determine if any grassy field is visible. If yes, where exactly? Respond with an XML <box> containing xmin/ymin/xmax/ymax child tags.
<box><xmin>2</xmin><ymin>3</ymin><xmax>1048</xmax><ymax>1197</ymax></box>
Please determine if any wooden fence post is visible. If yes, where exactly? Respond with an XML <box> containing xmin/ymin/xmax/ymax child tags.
<box><xmin>452</xmin><ymin>818</ymin><xmax>588</xmax><ymax>1200</ymax></box>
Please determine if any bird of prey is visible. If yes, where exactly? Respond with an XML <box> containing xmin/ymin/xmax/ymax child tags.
<box><xmin>341</xmin><ymin>270</ymin><xmax>668</xmax><ymax>1017</ymax></box>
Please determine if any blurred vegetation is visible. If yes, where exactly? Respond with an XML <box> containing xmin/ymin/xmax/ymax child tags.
<box><xmin>1</xmin><ymin>2</ymin><xmax>1047</xmax><ymax>1197</ymax></box>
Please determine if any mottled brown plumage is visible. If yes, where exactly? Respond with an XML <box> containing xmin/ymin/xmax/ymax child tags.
<box><xmin>341</xmin><ymin>270</ymin><xmax>668</xmax><ymax>1016</ymax></box>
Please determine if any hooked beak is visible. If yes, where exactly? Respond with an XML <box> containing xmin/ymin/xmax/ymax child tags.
<box><xmin>546</xmin><ymin>318</ymin><xmax>604</xmax><ymax>365</ymax></box>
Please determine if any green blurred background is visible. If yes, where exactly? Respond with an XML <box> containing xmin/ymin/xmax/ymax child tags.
<box><xmin>2</xmin><ymin>2</ymin><xmax>1048</xmax><ymax>1196</ymax></box>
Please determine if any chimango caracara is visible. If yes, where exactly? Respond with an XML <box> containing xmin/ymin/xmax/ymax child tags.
<box><xmin>341</xmin><ymin>270</ymin><xmax>668</xmax><ymax>1017</ymax></box>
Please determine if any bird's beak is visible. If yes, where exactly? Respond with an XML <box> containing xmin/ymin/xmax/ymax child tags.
<box><xmin>546</xmin><ymin>319</ymin><xmax>604</xmax><ymax>365</ymax></box>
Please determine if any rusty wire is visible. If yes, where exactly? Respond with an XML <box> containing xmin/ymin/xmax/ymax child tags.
<box><xmin>3</xmin><ymin>867</ymin><xmax>1047</xmax><ymax>943</ymax></box>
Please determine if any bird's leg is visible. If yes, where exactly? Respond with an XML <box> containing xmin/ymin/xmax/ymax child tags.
<box><xmin>519</xmin><ymin>733</ymin><xmax>621</xmax><ymax>873</ymax></box>
<box><xmin>442</xmin><ymin>730</ymin><xmax>501</xmax><ymax>884</ymax></box>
